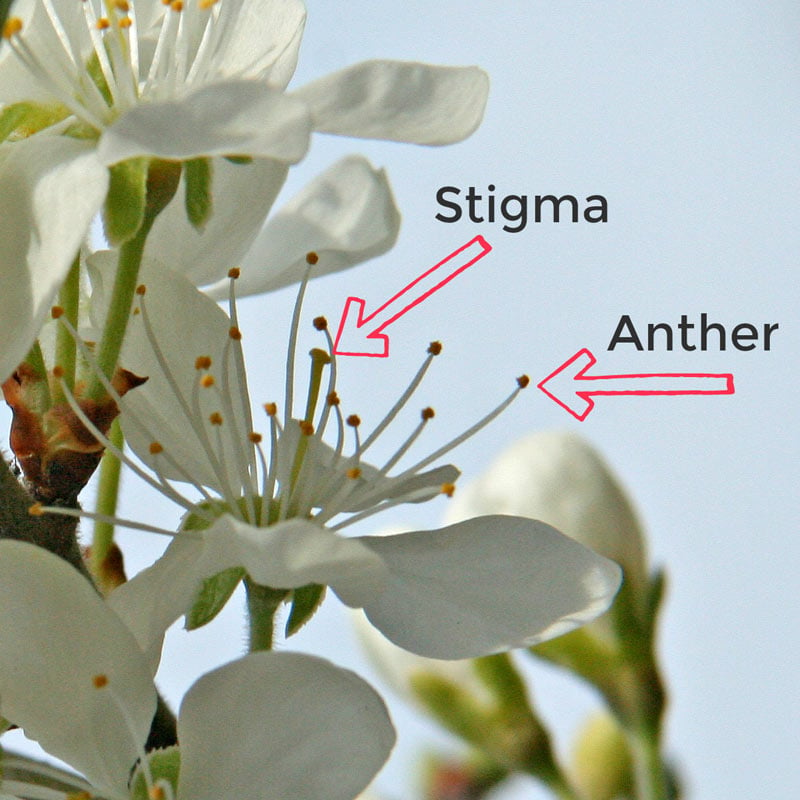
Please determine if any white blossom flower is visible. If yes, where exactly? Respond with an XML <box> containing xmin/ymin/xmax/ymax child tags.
<box><xmin>44</xmin><ymin>258</ymin><xmax>621</xmax><ymax>667</ymax></box>
<box><xmin>0</xmin><ymin>539</ymin><xmax>395</xmax><ymax>800</ymax></box>
<box><xmin>0</xmin><ymin>0</ymin><xmax>488</xmax><ymax>378</ymax></box>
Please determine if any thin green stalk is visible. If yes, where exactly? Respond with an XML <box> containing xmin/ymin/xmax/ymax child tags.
<box><xmin>628</xmin><ymin>724</ymin><xmax>668</xmax><ymax>800</ymax></box>
<box><xmin>90</xmin><ymin>418</ymin><xmax>123</xmax><ymax>584</ymax></box>
<box><xmin>86</xmin><ymin>222</ymin><xmax>150</xmax><ymax>400</ymax></box>
<box><xmin>54</xmin><ymin>255</ymin><xmax>80</xmax><ymax>395</ymax></box>
<box><xmin>244</xmin><ymin>578</ymin><xmax>286</xmax><ymax>651</ymax></box>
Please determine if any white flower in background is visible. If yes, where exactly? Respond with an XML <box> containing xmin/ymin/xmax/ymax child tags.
<box><xmin>444</xmin><ymin>430</ymin><xmax>649</xmax><ymax>608</ymax></box>
<box><xmin>0</xmin><ymin>0</ymin><xmax>488</xmax><ymax>378</ymax></box>
<box><xmin>0</xmin><ymin>539</ymin><xmax>395</xmax><ymax>800</ymax></box>
<box><xmin>44</xmin><ymin>258</ymin><xmax>621</xmax><ymax>667</ymax></box>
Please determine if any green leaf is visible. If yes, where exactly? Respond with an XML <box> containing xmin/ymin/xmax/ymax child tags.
<box><xmin>285</xmin><ymin>583</ymin><xmax>326</xmax><ymax>637</ymax></box>
<box><xmin>184</xmin><ymin>157</ymin><xmax>214</xmax><ymax>230</ymax></box>
<box><xmin>186</xmin><ymin>566</ymin><xmax>245</xmax><ymax>630</ymax></box>
<box><xmin>130</xmin><ymin>747</ymin><xmax>181</xmax><ymax>800</ymax></box>
<box><xmin>0</xmin><ymin>101</ymin><xmax>70</xmax><ymax>143</ymax></box>
<box><xmin>103</xmin><ymin>157</ymin><xmax>149</xmax><ymax>245</ymax></box>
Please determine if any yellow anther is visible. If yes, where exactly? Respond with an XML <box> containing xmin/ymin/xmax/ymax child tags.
<box><xmin>264</xmin><ymin>402</ymin><xmax>277</xmax><ymax>417</ymax></box>
<box><xmin>149</xmin><ymin>442</ymin><xmax>164</xmax><ymax>455</ymax></box>
<box><xmin>346</xmin><ymin>414</ymin><xmax>361</xmax><ymax>428</ymax></box>
<box><xmin>346</xmin><ymin>467</ymin><xmax>362</xmax><ymax>480</ymax></box>
<box><xmin>118</xmin><ymin>17</ymin><xmax>133</xmax><ymax>28</ymax></box>
<box><xmin>52</xmin><ymin>365</ymin><xmax>65</xmax><ymax>379</ymax></box>
<box><xmin>28</xmin><ymin>503</ymin><xmax>45</xmax><ymax>517</ymax></box>
<box><xmin>3</xmin><ymin>18</ymin><xmax>23</xmax><ymax>39</ymax></box>
<box><xmin>113</xmin><ymin>0</ymin><xmax>130</xmax><ymax>11</ymax></box>
<box><xmin>195</xmin><ymin>355</ymin><xmax>212</xmax><ymax>370</ymax></box>
<box><xmin>149</xmin><ymin>786</ymin><xmax>166</xmax><ymax>800</ymax></box>
<box><xmin>51</xmin><ymin>305</ymin><xmax>65</xmax><ymax>319</ymax></box>
<box><xmin>92</xmin><ymin>673</ymin><xmax>109</xmax><ymax>689</ymax></box>
<box><xmin>135</xmin><ymin>284</ymin><xmax>147</xmax><ymax>295</ymax></box>
<box><xmin>199</xmin><ymin>0</ymin><xmax>219</xmax><ymax>8</ymax></box>
<box><xmin>249</xmin><ymin>432</ymin><xmax>263</xmax><ymax>444</ymax></box>
<box><xmin>427</xmin><ymin>341</ymin><xmax>443</xmax><ymax>356</ymax></box>
<box><xmin>209</xmin><ymin>412</ymin><xmax>223</xmax><ymax>426</ymax></box>
<box><xmin>306</xmin><ymin>251</ymin><xmax>319</xmax><ymax>265</ymax></box>
<box><xmin>200</xmin><ymin>374</ymin><xmax>215</xmax><ymax>388</ymax></box>
<box><xmin>96</xmin><ymin>17</ymin><xmax>111</xmax><ymax>29</ymax></box>
<box><xmin>441</xmin><ymin>483</ymin><xmax>456</xmax><ymax>498</ymax></box>
<box><xmin>229</xmin><ymin>326</ymin><xmax>242</xmax><ymax>341</ymax></box>
<box><xmin>516</xmin><ymin>374</ymin><xmax>530</xmax><ymax>389</ymax></box>
<box><xmin>133</xmin><ymin>307</ymin><xmax>141</xmax><ymax>315</ymax></box>
<box><xmin>170</xmin><ymin>0</ymin><xmax>184</xmax><ymax>11</ymax></box>
<box><xmin>228</xmin><ymin>267</ymin><xmax>240</xmax><ymax>279</ymax></box>
<box><xmin>421</xmin><ymin>406</ymin><xmax>435</xmax><ymax>420</ymax></box>
<box><xmin>326</xmin><ymin>391</ymin><xmax>340</xmax><ymax>406</ymax></box>
<box><xmin>299</xmin><ymin>420</ymin><xmax>314</xmax><ymax>436</ymax></box>
<box><xmin>313</xmin><ymin>316</ymin><xmax>328</xmax><ymax>331</ymax></box>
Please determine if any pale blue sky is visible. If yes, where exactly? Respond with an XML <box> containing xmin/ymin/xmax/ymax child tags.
<box><xmin>5</xmin><ymin>2</ymin><xmax>798</xmax><ymax>798</ymax></box>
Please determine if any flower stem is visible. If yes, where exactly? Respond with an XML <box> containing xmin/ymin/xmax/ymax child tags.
<box><xmin>244</xmin><ymin>578</ymin><xmax>287</xmax><ymax>651</ymax></box>
<box><xmin>90</xmin><ymin>418</ymin><xmax>123</xmax><ymax>588</ymax></box>
<box><xmin>628</xmin><ymin>724</ymin><xmax>668</xmax><ymax>800</ymax></box>
<box><xmin>86</xmin><ymin>221</ymin><xmax>150</xmax><ymax>400</ymax></box>
<box><xmin>54</xmin><ymin>255</ymin><xmax>80</xmax><ymax>396</ymax></box>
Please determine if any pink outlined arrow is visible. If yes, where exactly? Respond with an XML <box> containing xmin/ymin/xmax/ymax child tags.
<box><xmin>538</xmin><ymin>348</ymin><xmax>735</xmax><ymax>421</ymax></box>
<box><xmin>333</xmin><ymin>236</ymin><xmax>492</xmax><ymax>357</ymax></box>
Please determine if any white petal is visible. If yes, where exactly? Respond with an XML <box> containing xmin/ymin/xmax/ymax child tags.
<box><xmin>0</xmin><ymin>136</ymin><xmax>107</xmax><ymax>382</ymax></box>
<box><xmin>145</xmin><ymin>157</ymin><xmax>288</xmax><ymax>286</ymax></box>
<box><xmin>445</xmin><ymin>431</ymin><xmax>649</xmax><ymax>596</ymax></box>
<box><xmin>344</xmin><ymin>516</ymin><xmax>622</xmax><ymax>659</ymax></box>
<box><xmin>0</xmin><ymin>542</ymin><xmax>156</xmax><ymax>799</ymax></box>
<box><xmin>178</xmin><ymin>652</ymin><xmax>395</xmax><ymax>800</ymax></box>
<box><xmin>205</xmin><ymin>155</ymin><xmax>401</xmax><ymax>297</ymax></box>
<box><xmin>292</xmin><ymin>61</ymin><xmax>489</xmax><ymax>145</ymax></box>
<box><xmin>206</xmin><ymin>0</ymin><xmax>306</xmax><ymax>87</ymax></box>
<box><xmin>97</xmin><ymin>82</ymin><xmax>312</xmax><ymax>164</ymax></box>
<box><xmin>109</xmin><ymin>516</ymin><xmax>388</xmax><ymax>669</ymax></box>
<box><xmin>112</xmin><ymin>259</ymin><xmax>250</xmax><ymax>494</ymax></box>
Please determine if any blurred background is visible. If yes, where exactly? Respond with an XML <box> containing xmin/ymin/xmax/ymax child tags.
<box><xmin>4</xmin><ymin>1</ymin><xmax>799</xmax><ymax>797</ymax></box>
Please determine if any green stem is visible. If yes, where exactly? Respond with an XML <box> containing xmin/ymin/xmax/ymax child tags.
<box><xmin>86</xmin><ymin>220</ymin><xmax>151</xmax><ymax>400</ymax></box>
<box><xmin>244</xmin><ymin>578</ymin><xmax>286</xmax><ymax>651</ymax></box>
<box><xmin>90</xmin><ymin>418</ymin><xmax>123</xmax><ymax>584</ymax></box>
<box><xmin>54</xmin><ymin>255</ymin><xmax>80</xmax><ymax>397</ymax></box>
<box><xmin>628</xmin><ymin>724</ymin><xmax>668</xmax><ymax>800</ymax></box>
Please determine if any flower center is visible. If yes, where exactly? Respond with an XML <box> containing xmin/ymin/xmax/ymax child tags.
<box><xmin>2</xmin><ymin>0</ymin><xmax>229</xmax><ymax>132</ymax></box>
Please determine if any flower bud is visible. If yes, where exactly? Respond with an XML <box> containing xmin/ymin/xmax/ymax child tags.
<box><xmin>569</xmin><ymin>712</ymin><xmax>633</xmax><ymax>800</ymax></box>
<box><xmin>444</xmin><ymin>431</ymin><xmax>648</xmax><ymax>608</ymax></box>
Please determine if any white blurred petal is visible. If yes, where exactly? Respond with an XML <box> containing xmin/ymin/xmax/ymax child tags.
<box><xmin>0</xmin><ymin>136</ymin><xmax>107</xmax><ymax>381</ymax></box>
<box><xmin>445</xmin><ymin>431</ymin><xmax>648</xmax><ymax>596</ymax></box>
<box><xmin>293</xmin><ymin>61</ymin><xmax>489</xmax><ymax>145</ymax></box>
<box><xmin>146</xmin><ymin>157</ymin><xmax>289</xmax><ymax>286</ymax></box>
<box><xmin>0</xmin><ymin>542</ymin><xmax>156</xmax><ymax>799</ymax></box>
<box><xmin>206</xmin><ymin>155</ymin><xmax>401</xmax><ymax>297</ymax></box>
<box><xmin>343</xmin><ymin>515</ymin><xmax>622</xmax><ymax>659</ymax></box>
<box><xmin>97</xmin><ymin>82</ymin><xmax>312</xmax><ymax>164</ymax></box>
<box><xmin>178</xmin><ymin>652</ymin><xmax>395</xmax><ymax>800</ymax></box>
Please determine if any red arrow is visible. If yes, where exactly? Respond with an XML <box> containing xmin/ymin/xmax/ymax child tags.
<box><xmin>538</xmin><ymin>348</ymin><xmax>735</xmax><ymax>421</ymax></box>
<box><xmin>333</xmin><ymin>236</ymin><xmax>492</xmax><ymax>357</ymax></box>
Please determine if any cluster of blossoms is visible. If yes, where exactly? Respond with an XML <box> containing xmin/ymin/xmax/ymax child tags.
<box><xmin>0</xmin><ymin>2</ymin><xmax>627</xmax><ymax>799</ymax></box>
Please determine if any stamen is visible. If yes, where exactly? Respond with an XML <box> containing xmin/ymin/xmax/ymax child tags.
<box><xmin>209</xmin><ymin>412</ymin><xmax>223</xmax><ymax>426</ymax></box>
<box><xmin>441</xmin><ymin>483</ymin><xmax>456</xmax><ymax>498</ymax></box>
<box><xmin>360</xmin><ymin>345</ymin><xmax>439</xmax><ymax>452</ymax></box>
<box><xmin>195</xmin><ymin>355</ymin><xmax>212</xmax><ymax>370</ymax></box>
<box><xmin>200</xmin><ymin>374</ymin><xmax>215</xmax><ymax>388</ymax></box>
<box><xmin>2</xmin><ymin>18</ymin><xmax>23</xmax><ymax>39</ymax></box>
<box><xmin>379</xmin><ymin>406</ymin><xmax>435</xmax><ymax>474</ymax></box>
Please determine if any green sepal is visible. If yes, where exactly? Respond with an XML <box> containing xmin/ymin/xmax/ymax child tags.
<box><xmin>184</xmin><ymin>157</ymin><xmax>214</xmax><ymax>230</ymax></box>
<box><xmin>130</xmin><ymin>746</ymin><xmax>181</xmax><ymax>800</ymax></box>
<box><xmin>285</xmin><ymin>583</ymin><xmax>326</xmax><ymax>637</ymax></box>
<box><xmin>86</xmin><ymin>50</ymin><xmax>112</xmax><ymax>106</ymax></box>
<box><xmin>186</xmin><ymin>565</ymin><xmax>246</xmax><ymax>630</ymax></box>
<box><xmin>0</xmin><ymin>101</ymin><xmax>70</xmax><ymax>142</ymax></box>
<box><xmin>104</xmin><ymin>157</ymin><xmax>149</xmax><ymax>245</ymax></box>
